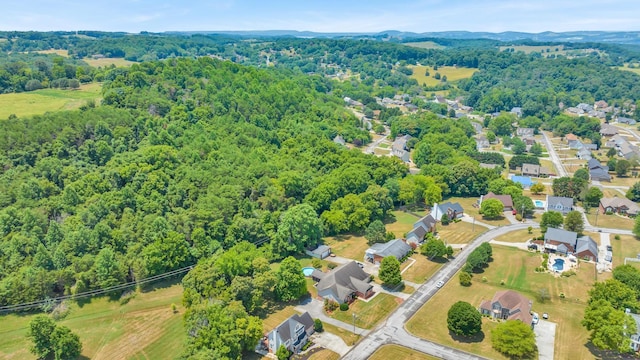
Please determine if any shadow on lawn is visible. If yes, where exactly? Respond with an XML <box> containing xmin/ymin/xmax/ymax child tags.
<box><xmin>586</xmin><ymin>342</ymin><xmax>637</xmax><ymax>359</ymax></box>
<box><xmin>449</xmin><ymin>330</ymin><xmax>485</xmax><ymax>344</ymax></box>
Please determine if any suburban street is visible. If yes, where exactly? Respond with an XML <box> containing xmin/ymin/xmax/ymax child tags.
<box><xmin>541</xmin><ymin>131</ymin><xmax>568</xmax><ymax>177</ymax></box>
<box><xmin>341</xmin><ymin>222</ymin><xmax>538</xmax><ymax>360</ymax></box>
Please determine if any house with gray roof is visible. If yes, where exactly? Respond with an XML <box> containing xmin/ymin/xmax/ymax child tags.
<box><xmin>365</xmin><ymin>239</ymin><xmax>412</xmax><ymax>265</ymax></box>
<box><xmin>516</xmin><ymin>127</ymin><xmax>535</xmax><ymax>137</ymax></box>
<box><xmin>267</xmin><ymin>312</ymin><xmax>315</xmax><ymax>355</ymax></box>
<box><xmin>588</xmin><ymin>158</ymin><xmax>611</xmax><ymax>182</ymax></box>
<box><xmin>545</xmin><ymin>195</ymin><xmax>573</xmax><ymax>214</ymax></box>
<box><xmin>333</xmin><ymin>135</ymin><xmax>346</xmax><ymax>146</ymax></box>
<box><xmin>510</xmin><ymin>107</ymin><xmax>523</xmax><ymax>118</ymax></box>
<box><xmin>521</xmin><ymin>163</ymin><xmax>549</xmax><ymax>177</ymax></box>
<box><xmin>432</xmin><ymin>202</ymin><xmax>464</xmax><ymax>221</ymax></box>
<box><xmin>471</xmin><ymin>122</ymin><xmax>483</xmax><ymax>134</ymax></box>
<box><xmin>475</xmin><ymin>135</ymin><xmax>490</xmax><ymax>150</ymax></box>
<box><xmin>577</xmin><ymin>147</ymin><xmax>592</xmax><ymax>160</ymax></box>
<box><xmin>305</xmin><ymin>245</ymin><xmax>332</xmax><ymax>259</ymax></box>
<box><xmin>617</xmin><ymin>116</ymin><xmax>637</xmax><ymax>125</ymax></box>
<box><xmin>316</xmin><ymin>261</ymin><xmax>373</xmax><ymax>304</ymax></box>
<box><xmin>392</xmin><ymin>134</ymin><xmax>412</xmax><ymax>163</ymax></box>
<box><xmin>406</xmin><ymin>214</ymin><xmax>436</xmax><ymax>245</ymax></box>
<box><xmin>543</xmin><ymin>228</ymin><xmax>598</xmax><ymax>262</ymax></box>
<box><xmin>629</xmin><ymin>312</ymin><xmax>640</xmax><ymax>352</ymax></box>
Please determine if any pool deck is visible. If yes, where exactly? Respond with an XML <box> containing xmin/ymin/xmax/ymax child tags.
<box><xmin>547</xmin><ymin>254</ymin><xmax>577</xmax><ymax>274</ymax></box>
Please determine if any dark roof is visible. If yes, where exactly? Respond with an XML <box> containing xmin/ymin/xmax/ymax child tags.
<box><xmin>317</xmin><ymin>261</ymin><xmax>371</xmax><ymax>301</ymax></box>
<box><xmin>407</xmin><ymin>225</ymin><xmax>427</xmax><ymax>240</ymax></box>
<box><xmin>547</xmin><ymin>196</ymin><xmax>573</xmax><ymax>209</ymax></box>
<box><xmin>414</xmin><ymin>214</ymin><xmax>436</xmax><ymax>230</ymax></box>
<box><xmin>479</xmin><ymin>290</ymin><xmax>533</xmax><ymax>324</ymax></box>
<box><xmin>544</xmin><ymin>227</ymin><xmax>577</xmax><ymax>246</ymax></box>
<box><xmin>270</xmin><ymin>312</ymin><xmax>315</xmax><ymax>345</ymax></box>
<box><xmin>366</xmin><ymin>239</ymin><xmax>412</xmax><ymax>260</ymax></box>
<box><xmin>310</xmin><ymin>245</ymin><xmax>331</xmax><ymax>256</ymax></box>
<box><xmin>576</xmin><ymin>236</ymin><xmax>598</xmax><ymax>259</ymax></box>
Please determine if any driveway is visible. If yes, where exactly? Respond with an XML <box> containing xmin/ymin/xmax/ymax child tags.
<box><xmin>534</xmin><ymin>319</ymin><xmax>556</xmax><ymax>360</ymax></box>
<box><xmin>295</xmin><ymin>298</ymin><xmax>370</xmax><ymax>336</ymax></box>
<box><xmin>311</xmin><ymin>331</ymin><xmax>350</xmax><ymax>356</ymax></box>
<box><xmin>598</xmin><ymin>232</ymin><xmax>612</xmax><ymax>272</ymax></box>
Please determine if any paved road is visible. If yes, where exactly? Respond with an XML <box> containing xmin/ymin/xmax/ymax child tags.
<box><xmin>613</xmin><ymin>124</ymin><xmax>640</xmax><ymax>142</ymax></box>
<box><xmin>365</xmin><ymin>126</ymin><xmax>390</xmax><ymax>154</ymax></box>
<box><xmin>542</xmin><ymin>131</ymin><xmax>568</xmax><ymax>177</ymax></box>
<box><xmin>341</xmin><ymin>223</ymin><xmax>538</xmax><ymax>360</ymax></box>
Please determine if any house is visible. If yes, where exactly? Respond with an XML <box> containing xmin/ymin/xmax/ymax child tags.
<box><xmin>333</xmin><ymin>135</ymin><xmax>346</xmax><ymax>146</ymax></box>
<box><xmin>475</xmin><ymin>136</ymin><xmax>490</xmax><ymax>150</ymax></box>
<box><xmin>480</xmin><ymin>192</ymin><xmax>513</xmax><ymax>211</ymax></box>
<box><xmin>471</xmin><ymin>122</ymin><xmax>483</xmax><ymax>134</ymax></box>
<box><xmin>577</xmin><ymin>147</ymin><xmax>592</xmax><ymax>160</ymax></box>
<box><xmin>543</xmin><ymin>228</ymin><xmax>598</xmax><ymax>261</ymax></box>
<box><xmin>305</xmin><ymin>245</ymin><xmax>332</xmax><ymax>259</ymax></box>
<box><xmin>510</xmin><ymin>107</ymin><xmax>523</xmax><ymax>118</ymax></box>
<box><xmin>618</xmin><ymin>142</ymin><xmax>640</xmax><ymax>160</ymax></box>
<box><xmin>568</xmin><ymin>139</ymin><xmax>584</xmax><ymax>150</ymax></box>
<box><xmin>565</xmin><ymin>133</ymin><xmax>578</xmax><ymax>142</ymax></box>
<box><xmin>316</xmin><ymin>261</ymin><xmax>373</xmax><ymax>304</ymax></box>
<box><xmin>406</xmin><ymin>214</ymin><xmax>437</xmax><ymax>245</ymax></box>
<box><xmin>432</xmin><ymin>202</ymin><xmax>464</xmax><ymax>221</ymax></box>
<box><xmin>629</xmin><ymin>312</ymin><xmax>640</xmax><ymax>352</ymax></box>
<box><xmin>511</xmin><ymin>175</ymin><xmax>534</xmax><ymax>189</ymax></box>
<box><xmin>516</xmin><ymin>127</ymin><xmax>535</xmax><ymax>137</ymax></box>
<box><xmin>588</xmin><ymin>158</ymin><xmax>611</xmax><ymax>182</ymax></box>
<box><xmin>392</xmin><ymin>135</ymin><xmax>412</xmax><ymax>163</ymax></box>
<box><xmin>599</xmin><ymin>124</ymin><xmax>618</xmax><ymax>137</ymax></box>
<box><xmin>364</xmin><ymin>239</ymin><xmax>412</xmax><ymax>265</ymax></box>
<box><xmin>594</xmin><ymin>100</ymin><xmax>609</xmax><ymax>110</ymax></box>
<box><xmin>521</xmin><ymin>163</ymin><xmax>549</xmax><ymax>177</ymax></box>
<box><xmin>267</xmin><ymin>312</ymin><xmax>315</xmax><ymax>355</ymax></box>
<box><xmin>545</xmin><ymin>195</ymin><xmax>573</xmax><ymax>214</ymax></box>
<box><xmin>577</xmin><ymin>103</ymin><xmax>594</xmax><ymax>112</ymax></box>
<box><xmin>599</xmin><ymin>197</ymin><xmax>640</xmax><ymax>216</ymax></box>
<box><xmin>479</xmin><ymin>290</ymin><xmax>533</xmax><ymax>324</ymax></box>
<box><xmin>617</xmin><ymin>116</ymin><xmax>637</xmax><ymax>125</ymax></box>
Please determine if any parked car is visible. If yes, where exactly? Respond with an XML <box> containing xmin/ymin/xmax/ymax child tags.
<box><xmin>356</xmin><ymin>261</ymin><xmax>364</xmax><ymax>268</ymax></box>
<box><xmin>512</xmin><ymin>209</ymin><xmax>517</xmax><ymax>215</ymax></box>
<box><xmin>528</xmin><ymin>244</ymin><xmax>538</xmax><ymax>250</ymax></box>
<box><xmin>542</xmin><ymin>313</ymin><xmax>549</xmax><ymax>319</ymax></box>
<box><xmin>436</xmin><ymin>280</ymin><xmax>445</xmax><ymax>288</ymax></box>
<box><xmin>606</xmin><ymin>245</ymin><xmax>613</xmax><ymax>252</ymax></box>
<box><xmin>532</xmin><ymin>313</ymin><xmax>539</xmax><ymax>325</ymax></box>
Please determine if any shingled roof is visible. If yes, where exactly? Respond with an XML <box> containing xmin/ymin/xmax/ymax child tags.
<box><xmin>479</xmin><ymin>290</ymin><xmax>533</xmax><ymax>324</ymax></box>
<box><xmin>316</xmin><ymin>261</ymin><xmax>371</xmax><ymax>304</ymax></box>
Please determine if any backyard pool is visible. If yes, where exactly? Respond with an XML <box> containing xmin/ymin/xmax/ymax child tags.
<box><xmin>302</xmin><ymin>267</ymin><xmax>315</xmax><ymax>277</ymax></box>
<box><xmin>534</xmin><ymin>200</ymin><xmax>545</xmax><ymax>208</ymax></box>
<box><xmin>552</xmin><ymin>258</ymin><xmax>565</xmax><ymax>272</ymax></box>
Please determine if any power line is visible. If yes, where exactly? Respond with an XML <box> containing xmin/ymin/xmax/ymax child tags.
<box><xmin>0</xmin><ymin>265</ymin><xmax>194</xmax><ymax>313</ymax></box>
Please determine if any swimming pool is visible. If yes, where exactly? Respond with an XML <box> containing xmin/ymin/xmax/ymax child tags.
<box><xmin>534</xmin><ymin>200</ymin><xmax>545</xmax><ymax>208</ymax></box>
<box><xmin>302</xmin><ymin>267</ymin><xmax>315</xmax><ymax>277</ymax></box>
<box><xmin>552</xmin><ymin>259</ymin><xmax>564</xmax><ymax>272</ymax></box>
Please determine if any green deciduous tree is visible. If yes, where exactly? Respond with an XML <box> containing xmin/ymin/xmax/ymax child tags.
<box><xmin>480</xmin><ymin>198</ymin><xmax>503</xmax><ymax>219</ymax></box>
<box><xmin>51</xmin><ymin>325</ymin><xmax>82</xmax><ymax>360</ymax></box>
<box><xmin>27</xmin><ymin>315</ymin><xmax>57</xmax><ymax>359</ymax></box>
<box><xmin>613</xmin><ymin>265</ymin><xmax>640</xmax><ymax>297</ymax></box>
<box><xmin>530</xmin><ymin>182</ymin><xmax>545</xmax><ymax>195</ymax></box>
<box><xmin>365</xmin><ymin>220</ymin><xmax>387</xmax><ymax>245</ymax></box>
<box><xmin>447</xmin><ymin>301</ymin><xmax>482</xmax><ymax>336</ymax></box>
<box><xmin>459</xmin><ymin>271</ymin><xmax>472</xmax><ymax>286</ymax></box>
<box><xmin>588</xmin><ymin>279</ymin><xmax>638</xmax><ymax>312</ymax></box>
<box><xmin>274</xmin><ymin>204</ymin><xmax>323</xmax><ymax>256</ymax></box>
<box><xmin>275</xmin><ymin>257</ymin><xmax>307</xmax><ymax>302</ymax></box>
<box><xmin>420</xmin><ymin>237</ymin><xmax>447</xmax><ymax>260</ymax></box>
<box><xmin>616</xmin><ymin>159</ymin><xmax>631</xmax><ymax>177</ymax></box>
<box><xmin>277</xmin><ymin>344</ymin><xmax>291</xmax><ymax>360</ymax></box>
<box><xmin>491</xmin><ymin>320</ymin><xmax>537</xmax><ymax>358</ymax></box>
<box><xmin>513</xmin><ymin>195</ymin><xmax>534</xmax><ymax>218</ymax></box>
<box><xmin>540</xmin><ymin>211</ymin><xmax>563</xmax><ymax>232</ymax></box>
<box><xmin>582</xmin><ymin>299</ymin><xmax>635</xmax><ymax>353</ymax></box>
<box><xmin>564</xmin><ymin>210</ymin><xmax>584</xmax><ymax>235</ymax></box>
<box><xmin>379</xmin><ymin>256</ymin><xmax>402</xmax><ymax>285</ymax></box>
<box><xmin>573</xmin><ymin>168</ymin><xmax>590</xmax><ymax>181</ymax></box>
<box><xmin>627</xmin><ymin>182</ymin><xmax>640</xmax><ymax>202</ymax></box>
<box><xmin>583</xmin><ymin>187</ymin><xmax>603</xmax><ymax>208</ymax></box>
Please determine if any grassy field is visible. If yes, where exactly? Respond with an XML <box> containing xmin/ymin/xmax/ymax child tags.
<box><xmin>586</xmin><ymin>212</ymin><xmax>635</xmax><ymax>230</ymax></box>
<box><xmin>330</xmin><ymin>293</ymin><xmax>400</xmax><ymax>329</ymax></box>
<box><xmin>494</xmin><ymin>228</ymin><xmax>540</xmax><ymax>243</ymax></box>
<box><xmin>500</xmin><ymin>45</ymin><xmax>565</xmax><ymax>55</ymax></box>
<box><xmin>386</xmin><ymin>210</ymin><xmax>422</xmax><ymax>238</ymax></box>
<box><xmin>437</xmin><ymin>220</ymin><xmax>484</xmax><ymax>245</ymax></box>
<box><xmin>447</xmin><ymin>197</ymin><xmax>511</xmax><ymax>226</ymax></box>
<box><xmin>404</xmin><ymin>41</ymin><xmax>445</xmax><ymax>50</ymax></box>
<box><xmin>616</xmin><ymin>64</ymin><xmax>640</xmax><ymax>75</ymax></box>
<box><xmin>406</xmin><ymin>245</ymin><xmax>598</xmax><ymax>360</ymax></box>
<box><xmin>322</xmin><ymin>323</ymin><xmax>361</xmax><ymax>346</ymax></box>
<box><xmin>0</xmin><ymin>280</ymin><xmax>186</xmax><ymax>360</ymax></box>
<box><xmin>0</xmin><ymin>82</ymin><xmax>102</xmax><ymax>119</ymax></box>
<box><xmin>402</xmin><ymin>255</ymin><xmax>447</xmax><ymax>284</ymax></box>
<box><xmin>83</xmin><ymin>57</ymin><xmax>136</xmax><ymax>67</ymax></box>
<box><xmin>611</xmin><ymin>234</ymin><xmax>640</xmax><ymax>267</ymax></box>
<box><xmin>261</xmin><ymin>305</ymin><xmax>297</xmax><ymax>332</ymax></box>
<box><xmin>307</xmin><ymin>349</ymin><xmax>340</xmax><ymax>360</ymax></box>
<box><xmin>324</xmin><ymin>234</ymin><xmax>369</xmax><ymax>261</ymax></box>
<box><xmin>34</xmin><ymin>49</ymin><xmax>69</xmax><ymax>57</ymax></box>
<box><xmin>369</xmin><ymin>345</ymin><xmax>439</xmax><ymax>360</ymax></box>
<box><xmin>409</xmin><ymin>65</ymin><xmax>478</xmax><ymax>87</ymax></box>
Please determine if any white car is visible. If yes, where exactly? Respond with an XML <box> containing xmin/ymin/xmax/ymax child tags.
<box><xmin>532</xmin><ymin>313</ymin><xmax>539</xmax><ymax>325</ymax></box>
<box><xmin>436</xmin><ymin>280</ymin><xmax>445</xmax><ymax>288</ymax></box>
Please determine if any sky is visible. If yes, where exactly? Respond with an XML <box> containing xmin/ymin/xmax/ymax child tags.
<box><xmin>2</xmin><ymin>0</ymin><xmax>639</xmax><ymax>33</ymax></box>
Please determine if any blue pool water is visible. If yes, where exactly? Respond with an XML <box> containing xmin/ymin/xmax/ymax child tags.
<box><xmin>534</xmin><ymin>200</ymin><xmax>544</xmax><ymax>208</ymax></box>
<box><xmin>552</xmin><ymin>259</ymin><xmax>564</xmax><ymax>272</ymax></box>
<box><xmin>302</xmin><ymin>267</ymin><xmax>315</xmax><ymax>277</ymax></box>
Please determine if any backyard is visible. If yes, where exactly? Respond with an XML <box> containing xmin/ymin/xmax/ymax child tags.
<box><xmin>406</xmin><ymin>245</ymin><xmax>598</xmax><ymax>360</ymax></box>
<box><xmin>330</xmin><ymin>293</ymin><xmax>400</xmax><ymax>330</ymax></box>
<box><xmin>611</xmin><ymin>234</ymin><xmax>640</xmax><ymax>267</ymax></box>
<box><xmin>324</xmin><ymin>234</ymin><xmax>369</xmax><ymax>261</ymax></box>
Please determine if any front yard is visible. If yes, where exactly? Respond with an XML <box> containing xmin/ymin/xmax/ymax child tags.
<box><xmin>329</xmin><ymin>293</ymin><xmax>400</xmax><ymax>329</ymax></box>
<box><xmin>494</xmin><ymin>228</ymin><xmax>539</xmax><ymax>243</ymax></box>
<box><xmin>436</xmin><ymin>220</ymin><xmax>486</xmax><ymax>245</ymax></box>
<box><xmin>447</xmin><ymin>197</ymin><xmax>511</xmax><ymax>226</ymax></box>
<box><xmin>401</xmin><ymin>255</ymin><xmax>449</xmax><ymax>284</ymax></box>
<box><xmin>406</xmin><ymin>245</ymin><xmax>598</xmax><ymax>360</ymax></box>
<box><xmin>586</xmin><ymin>212</ymin><xmax>635</xmax><ymax>230</ymax></box>
<box><xmin>369</xmin><ymin>345</ymin><xmax>439</xmax><ymax>360</ymax></box>
<box><xmin>611</xmin><ymin>234</ymin><xmax>640</xmax><ymax>267</ymax></box>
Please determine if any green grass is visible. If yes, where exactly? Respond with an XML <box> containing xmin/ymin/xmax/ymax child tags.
<box><xmin>324</xmin><ymin>234</ymin><xmax>369</xmax><ymax>261</ymax></box>
<box><xmin>404</xmin><ymin>41</ymin><xmax>445</xmax><ymax>50</ymax></box>
<box><xmin>330</xmin><ymin>293</ymin><xmax>400</xmax><ymax>329</ymax></box>
<box><xmin>378</xmin><ymin>143</ymin><xmax>390</xmax><ymax>149</ymax></box>
<box><xmin>402</xmin><ymin>255</ymin><xmax>447</xmax><ymax>284</ymax></box>
<box><xmin>616</xmin><ymin>64</ymin><xmax>640</xmax><ymax>75</ymax></box>
<box><xmin>406</xmin><ymin>245</ymin><xmax>598</xmax><ymax>360</ymax></box>
<box><xmin>83</xmin><ymin>57</ymin><xmax>136</xmax><ymax>67</ymax></box>
<box><xmin>437</xmin><ymin>220</ymin><xmax>485</xmax><ymax>245</ymax></box>
<box><xmin>0</xmin><ymin>83</ymin><xmax>102</xmax><ymax>119</ymax></box>
<box><xmin>494</xmin><ymin>228</ymin><xmax>540</xmax><ymax>243</ymax></box>
<box><xmin>322</xmin><ymin>323</ymin><xmax>361</xmax><ymax>346</ymax></box>
<box><xmin>586</xmin><ymin>212</ymin><xmax>635</xmax><ymax>231</ymax></box>
<box><xmin>370</xmin><ymin>345</ymin><xmax>439</xmax><ymax>360</ymax></box>
<box><xmin>611</xmin><ymin>234</ymin><xmax>640</xmax><ymax>268</ymax></box>
<box><xmin>499</xmin><ymin>45</ymin><xmax>565</xmax><ymax>55</ymax></box>
<box><xmin>409</xmin><ymin>65</ymin><xmax>478</xmax><ymax>87</ymax></box>
<box><xmin>307</xmin><ymin>349</ymin><xmax>341</xmax><ymax>360</ymax></box>
<box><xmin>0</xmin><ymin>280</ymin><xmax>186</xmax><ymax>360</ymax></box>
<box><xmin>385</xmin><ymin>210</ymin><xmax>422</xmax><ymax>238</ymax></box>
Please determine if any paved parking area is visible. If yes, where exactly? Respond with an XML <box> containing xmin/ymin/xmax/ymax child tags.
<box><xmin>534</xmin><ymin>319</ymin><xmax>556</xmax><ymax>360</ymax></box>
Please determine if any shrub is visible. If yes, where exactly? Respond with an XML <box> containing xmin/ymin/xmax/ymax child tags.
<box><xmin>339</xmin><ymin>303</ymin><xmax>349</xmax><ymax>311</ymax></box>
<box><xmin>459</xmin><ymin>271</ymin><xmax>472</xmax><ymax>286</ymax></box>
<box><xmin>323</xmin><ymin>299</ymin><xmax>339</xmax><ymax>312</ymax></box>
<box><xmin>481</xmin><ymin>276</ymin><xmax>488</xmax><ymax>283</ymax></box>
<box><xmin>615</xmin><ymin>235</ymin><xmax>621</xmax><ymax>240</ymax></box>
<box><xmin>559</xmin><ymin>292</ymin><xmax>565</xmax><ymax>298</ymax></box>
<box><xmin>561</xmin><ymin>270</ymin><xmax>576</xmax><ymax>277</ymax></box>
<box><xmin>171</xmin><ymin>303</ymin><xmax>177</xmax><ymax>313</ymax></box>
<box><xmin>327</xmin><ymin>262</ymin><xmax>337</xmax><ymax>270</ymax></box>
<box><xmin>542</xmin><ymin>260</ymin><xmax>548</xmax><ymax>268</ymax></box>
<box><xmin>500</xmin><ymin>279</ymin><xmax>505</xmax><ymax>285</ymax></box>
<box><xmin>314</xmin><ymin>319</ymin><xmax>324</xmax><ymax>332</ymax></box>
<box><xmin>312</xmin><ymin>258</ymin><xmax>322</xmax><ymax>269</ymax></box>
<box><xmin>515</xmin><ymin>214</ymin><xmax>522</xmax><ymax>221</ymax></box>
<box><xmin>606</xmin><ymin>210</ymin><xmax>614</xmax><ymax>215</ymax></box>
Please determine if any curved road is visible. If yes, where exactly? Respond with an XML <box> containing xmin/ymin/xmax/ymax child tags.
<box><xmin>341</xmin><ymin>222</ymin><xmax>539</xmax><ymax>360</ymax></box>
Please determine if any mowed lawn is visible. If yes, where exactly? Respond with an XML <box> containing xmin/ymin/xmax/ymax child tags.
<box><xmin>330</xmin><ymin>293</ymin><xmax>400</xmax><ymax>329</ymax></box>
<box><xmin>611</xmin><ymin>234</ymin><xmax>640</xmax><ymax>267</ymax></box>
<box><xmin>447</xmin><ymin>197</ymin><xmax>511</xmax><ymax>227</ymax></box>
<box><xmin>402</xmin><ymin>255</ymin><xmax>448</xmax><ymax>284</ymax></box>
<box><xmin>586</xmin><ymin>212</ymin><xmax>635</xmax><ymax>230</ymax></box>
<box><xmin>404</xmin><ymin>41</ymin><xmax>445</xmax><ymax>50</ymax></box>
<box><xmin>0</xmin><ymin>82</ymin><xmax>102</xmax><ymax>119</ymax></box>
<box><xmin>409</xmin><ymin>65</ymin><xmax>478</xmax><ymax>87</ymax></box>
<box><xmin>324</xmin><ymin>234</ymin><xmax>369</xmax><ymax>261</ymax></box>
<box><xmin>0</xmin><ymin>280</ymin><xmax>186</xmax><ymax>360</ymax></box>
<box><xmin>494</xmin><ymin>228</ymin><xmax>540</xmax><ymax>243</ymax></box>
<box><xmin>83</xmin><ymin>57</ymin><xmax>137</xmax><ymax>67</ymax></box>
<box><xmin>369</xmin><ymin>345</ymin><xmax>439</xmax><ymax>360</ymax></box>
<box><xmin>406</xmin><ymin>245</ymin><xmax>598</xmax><ymax>360</ymax></box>
<box><xmin>386</xmin><ymin>210</ymin><xmax>422</xmax><ymax>238</ymax></box>
<box><xmin>437</xmin><ymin>220</ymin><xmax>485</xmax><ymax>245</ymax></box>
<box><xmin>307</xmin><ymin>349</ymin><xmax>340</xmax><ymax>360</ymax></box>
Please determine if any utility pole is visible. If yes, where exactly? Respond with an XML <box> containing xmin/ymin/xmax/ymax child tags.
<box><xmin>595</xmin><ymin>209</ymin><xmax>599</xmax><ymax>227</ymax></box>
<box><xmin>522</xmin><ymin>204</ymin><xmax>525</xmax><ymax>222</ymax></box>
<box><xmin>352</xmin><ymin>313</ymin><xmax>357</xmax><ymax>334</ymax></box>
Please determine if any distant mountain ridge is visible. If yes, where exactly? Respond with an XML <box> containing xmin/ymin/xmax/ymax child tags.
<box><xmin>167</xmin><ymin>30</ymin><xmax>640</xmax><ymax>45</ymax></box>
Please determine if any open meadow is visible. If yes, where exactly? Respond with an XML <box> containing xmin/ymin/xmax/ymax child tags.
<box><xmin>0</xmin><ymin>280</ymin><xmax>186</xmax><ymax>360</ymax></box>
<box><xmin>0</xmin><ymin>83</ymin><xmax>102</xmax><ymax>119</ymax></box>
<box><xmin>409</xmin><ymin>65</ymin><xmax>478</xmax><ymax>87</ymax></box>
<box><xmin>404</xmin><ymin>41</ymin><xmax>445</xmax><ymax>50</ymax></box>
<box><xmin>83</xmin><ymin>57</ymin><xmax>137</xmax><ymax>67</ymax></box>
<box><xmin>406</xmin><ymin>245</ymin><xmax>599</xmax><ymax>360</ymax></box>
